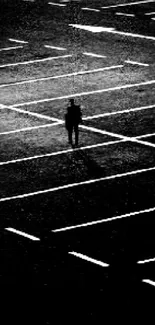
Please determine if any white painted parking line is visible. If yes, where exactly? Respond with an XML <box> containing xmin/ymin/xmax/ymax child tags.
<box><xmin>83</xmin><ymin>104</ymin><xmax>155</xmax><ymax>120</ymax></box>
<box><xmin>115</xmin><ymin>12</ymin><xmax>135</xmax><ymax>17</ymax></box>
<box><xmin>69</xmin><ymin>252</ymin><xmax>109</xmax><ymax>267</ymax></box>
<box><xmin>1</xmin><ymin>165</ymin><xmax>155</xmax><ymax>203</ymax></box>
<box><xmin>142</xmin><ymin>279</ymin><xmax>155</xmax><ymax>287</ymax></box>
<box><xmin>83</xmin><ymin>52</ymin><xmax>106</xmax><ymax>58</ymax></box>
<box><xmin>151</xmin><ymin>17</ymin><xmax>155</xmax><ymax>20</ymax></box>
<box><xmin>6</xmin><ymin>103</ymin><xmax>155</xmax><ymax>150</ymax></box>
<box><xmin>0</xmin><ymin>140</ymin><xmax>124</xmax><ymax>167</ymax></box>
<box><xmin>8</xmin><ymin>38</ymin><xmax>28</xmax><ymax>44</ymax></box>
<box><xmin>82</xmin><ymin>124</ymin><xmax>155</xmax><ymax>148</ymax></box>
<box><xmin>101</xmin><ymin>0</ymin><xmax>155</xmax><ymax>9</ymax></box>
<box><xmin>69</xmin><ymin>24</ymin><xmax>115</xmax><ymax>33</ymax></box>
<box><xmin>44</xmin><ymin>45</ymin><xmax>66</xmax><ymax>50</ymax></box>
<box><xmin>53</xmin><ymin>206</ymin><xmax>155</xmax><ymax>232</ymax></box>
<box><xmin>107</xmin><ymin>29</ymin><xmax>155</xmax><ymax>41</ymax></box>
<box><xmin>12</xmin><ymin>79</ymin><xmax>155</xmax><ymax>107</ymax></box>
<box><xmin>1</xmin><ymin>104</ymin><xmax>61</xmax><ymax>122</ymax></box>
<box><xmin>5</xmin><ymin>227</ymin><xmax>40</xmax><ymax>241</ymax></box>
<box><xmin>138</xmin><ymin>257</ymin><xmax>155</xmax><ymax>264</ymax></box>
<box><xmin>48</xmin><ymin>2</ymin><xmax>66</xmax><ymax>6</ymax></box>
<box><xmin>0</xmin><ymin>54</ymin><xmax>72</xmax><ymax>68</ymax></box>
<box><xmin>125</xmin><ymin>60</ymin><xmax>149</xmax><ymax>66</ymax></box>
<box><xmin>0</xmin><ymin>46</ymin><xmax>23</xmax><ymax>52</ymax></box>
<box><xmin>145</xmin><ymin>11</ymin><xmax>155</xmax><ymax>15</ymax></box>
<box><xmin>82</xmin><ymin>7</ymin><xmax>100</xmax><ymax>12</ymax></box>
<box><xmin>0</xmin><ymin>122</ymin><xmax>61</xmax><ymax>136</ymax></box>
<box><xmin>0</xmin><ymin>65</ymin><xmax>123</xmax><ymax>88</ymax></box>
<box><xmin>135</xmin><ymin>132</ymin><xmax>155</xmax><ymax>139</ymax></box>
<box><xmin>69</xmin><ymin>24</ymin><xmax>155</xmax><ymax>41</ymax></box>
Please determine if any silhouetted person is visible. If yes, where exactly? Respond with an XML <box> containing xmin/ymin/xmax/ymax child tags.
<box><xmin>65</xmin><ymin>99</ymin><xmax>82</xmax><ymax>147</ymax></box>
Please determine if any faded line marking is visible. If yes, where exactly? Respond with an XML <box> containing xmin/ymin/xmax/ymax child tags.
<box><xmin>0</xmin><ymin>140</ymin><xmax>124</xmax><ymax>166</ymax></box>
<box><xmin>52</xmin><ymin>206</ymin><xmax>155</xmax><ymax>232</ymax></box>
<box><xmin>69</xmin><ymin>252</ymin><xmax>109</xmax><ymax>267</ymax></box>
<box><xmin>1</xmin><ymin>166</ymin><xmax>155</xmax><ymax>203</ymax></box>
<box><xmin>11</xmin><ymin>79</ymin><xmax>155</xmax><ymax>107</ymax></box>
<box><xmin>0</xmin><ymin>54</ymin><xmax>72</xmax><ymax>68</ymax></box>
<box><xmin>5</xmin><ymin>227</ymin><xmax>40</xmax><ymax>241</ymax></box>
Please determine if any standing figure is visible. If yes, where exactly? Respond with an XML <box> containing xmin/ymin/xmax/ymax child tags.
<box><xmin>65</xmin><ymin>99</ymin><xmax>82</xmax><ymax>147</ymax></box>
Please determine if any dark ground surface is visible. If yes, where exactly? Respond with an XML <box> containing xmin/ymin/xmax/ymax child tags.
<box><xmin>0</xmin><ymin>0</ymin><xmax>155</xmax><ymax>322</ymax></box>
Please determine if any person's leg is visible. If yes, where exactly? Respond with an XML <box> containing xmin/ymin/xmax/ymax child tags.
<box><xmin>68</xmin><ymin>126</ymin><xmax>73</xmax><ymax>145</ymax></box>
<box><xmin>74</xmin><ymin>124</ymin><xmax>79</xmax><ymax>146</ymax></box>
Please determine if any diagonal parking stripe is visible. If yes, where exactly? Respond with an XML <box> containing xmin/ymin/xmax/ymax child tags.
<box><xmin>0</xmin><ymin>140</ymin><xmax>124</xmax><ymax>166</ymax></box>
<box><xmin>11</xmin><ymin>79</ymin><xmax>155</xmax><ymax>107</ymax></box>
<box><xmin>0</xmin><ymin>165</ymin><xmax>155</xmax><ymax>203</ymax></box>
<box><xmin>52</xmin><ymin>206</ymin><xmax>155</xmax><ymax>232</ymax></box>
<box><xmin>0</xmin><ymin>65</ymin><xmax>123</xmax><ymax>88</ymax></box>
<box><xmin>69</xmin><ymin>252</ymin><xmax>109</xmax><ymax>267</ymax></box>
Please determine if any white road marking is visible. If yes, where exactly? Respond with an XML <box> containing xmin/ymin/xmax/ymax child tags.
<box><xmin>0</xmin><ymin>140</ymin><xmax>124</xmax><ymax>167</ymax></box>
<box><xmin>69</xmin><ymin>252</ymin><xmax>109</xmax><ymax>267</ymax></box>
<box><xmin>44</xmin><ymin>45</ymin><xmax>66</xmax><ymax>50</ymax></box>
<box><xmin>83</xmin><ymin>52</ymin><xmax>106</xmax><ymax>58</ymax></box>
<box><xmin>115</xmin><ymin>12</ymin><xmax>135</xmax><ymax>17</ymax></box>
<box><xmin>1</xmin><ymin>165</ymin><xmax>155</xmax><ymax>203</ymax></box>
<box><xmin>52</xmin><ymin>206</ymin><xmax>155</xmax><ymax>232</ymax></box>
<box><xmin>0</xmin><ymin>122</ymin><xmax>61</xmax><ymax>136</ymax></box>
<box><xmin>145</xmin><ymin>11</ymin><xmax>155</xmax><ymax>15</ymax></box>
<box><xmin>82</xmin><ymin>124</ymin><xmax>155</xmax><ymax>149</ymax></box>
<box><xmin>125</xmin><ymin>60</ymin><xmax>149</xmax><ymax>66</ymax></box>
<box><xmin>138</xmin><ymin>257</ymin><xmax>155</xmax><ymax>264</ymax></box>
<box><xmin>5</xmin><ymin>227</ymin><xmax>40</xmax><ymax>241</ymax></box>
<box><xmin>5</xmin><ymin>102</ymin><xmax>155</xmax><ymax>150</ymax></box>
<box><xmin>69</xmin><ymin>24</ymin><xmax>155</xmax><ymax>40</ymax></box>
<box><xmin>48</xmin><ymin>2</ymin><xmax>66</xmax><ymax>6</ymax></box>
<box><xmin>101</xmin><ymin>0</ymin><xmax>155</xmax><ymax>9</ymax></box>
<box><xmin>8</xmin><ymin>38</ymin><xmax>28</xmax><ymax>44</ymax></box>
<box><xmin>0</xmin><ymin>46</ymin><xmax>23</xmax><ymax>52</ymax></box>
<box><xmin>135</xmin><ymin>132</ymin><xmax>155</xmax><ymax>139</ymax></box>
<box><xmin>82</xmin><ymin>7</ymin><xmax>100</xmax><ymax>12</ymax></box>
<box><xmin>0</xmin><ymin>54</ymin><xmax>72</xmax><ymax>68</ymax></box>
<box><xmin>83</xmin><ymin>104</ymin><xmax>155</xmax><ymax>120</ymax></box>
<box><xmin>12</xmin><ymin>79</ymin><xmax>155</xmax><ymax>107</ymax></box>
<box><xmin>106</xmin><ymin>29</ymin><xmax>155</xmax><ymax>41</ymax></box>
<box><xmin>0</xmin><ymin>65</ymin><xmax>123</xmax><ymax>88</ymax></box>
<box><xmin>69</xmin><ymin>24</ymin><xmax>115</xmax><ymax>33</ymax></box>
<box><xmin>142</xmin><ymin>279</ymin><xmax>155</xmax><ymax>287</ymax></box>
<box><xmin>151</xmin><ymin>17</ymin><xmax>155</xmax><ymax>20</ymax></box>
<box><xmin>0</xmin><ymin>104</ymin><xmax>62</xmax><ymax>122</ymax></box>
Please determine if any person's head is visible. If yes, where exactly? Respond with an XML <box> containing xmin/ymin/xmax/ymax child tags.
<box><xmin>69</xmin><ymin>98</ymin><xmax>74</xmax><ymax>105</ymax></box>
